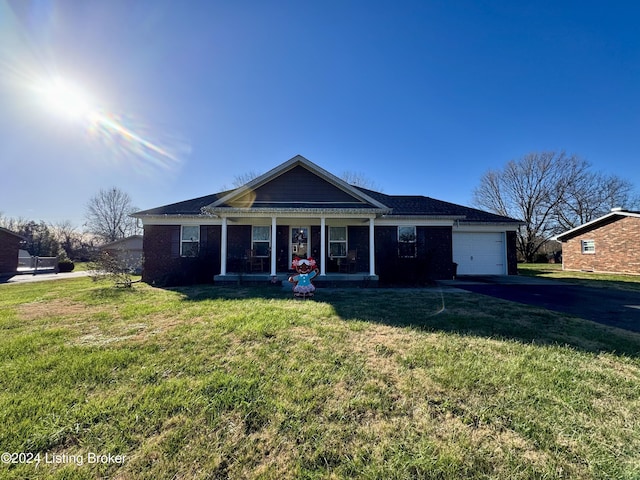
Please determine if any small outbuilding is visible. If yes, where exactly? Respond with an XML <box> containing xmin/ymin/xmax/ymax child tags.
<box><xmin>0</xmin><ymin>227</ymin><xmax>24</xmax><ymax>276</ymax></box>
<box><xmin>556</xmin><ymin>208</ymin><xmax>640</xmax><ymax>275</ymax></box>
<box><xmin>100</xmin><ymin>235</ymin><xmax>144</xmax><ymax>273</ymax></box>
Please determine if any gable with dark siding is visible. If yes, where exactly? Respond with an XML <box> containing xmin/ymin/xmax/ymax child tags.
<box><xmin>224</xmin><ymin>165</ymin><xmax>378</xmax><ymax>208</ymax></box>
<box><xmin>260</xmin><ymin>165</ymin><xmax>361</xmax><ymax>203</ymax></box>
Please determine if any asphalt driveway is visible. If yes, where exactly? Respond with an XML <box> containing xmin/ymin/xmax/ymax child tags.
<box><xmin>444</xmin><ymin>276</ymin><xmax>640</xmax><ymax>333</ymax></box>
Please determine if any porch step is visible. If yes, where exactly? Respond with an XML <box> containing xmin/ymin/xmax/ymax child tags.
<box><xmin>213</xmin><ymin>273</ymin><xmax>379</xmax><ymax>288</ymax></box>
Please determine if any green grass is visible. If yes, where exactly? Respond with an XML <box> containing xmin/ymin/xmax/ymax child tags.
<box><xmin>1</xmin><ymin>278</ymin><xmax>640</xmax><ymax>479</ymax></box>
<box><xmin>70</xmin><ymin>262</ymin><xmax>91</xmax><ymax>272</ymax></box>
<box><xmin>518</xmin><ymin>263</ymin><xmax>640</xmax><ymax>291</ymax></box>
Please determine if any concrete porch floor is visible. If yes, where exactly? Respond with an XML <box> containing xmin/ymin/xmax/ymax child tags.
<box><xmin>214</xmin><ymin>272</ymin><xmax>379</xmax><ymax>287</ymax></box>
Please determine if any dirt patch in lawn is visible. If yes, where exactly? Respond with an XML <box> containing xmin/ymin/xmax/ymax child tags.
<box><xmin>18</xmin><ymin>299</ymin><xmax>93</xmax><ymax>322</ymax></box>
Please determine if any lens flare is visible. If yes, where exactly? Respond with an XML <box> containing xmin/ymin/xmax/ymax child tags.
<box><xmin>31</xmin><ymin>75</ymin><xmax>187</xmax><ymax>174</ymax></box>
<box><xmin>1</xmin><ymin>1</ymin><xmax>189</xmax><ymax>175</ymax></box>
<box><xmin>87</xmin><ymin>110</ymin><xmax>187</xmax><ymax>173</ymax></box>
<box><xmin>35</xmin><ymin>77</ymin><xmax>93</xmax><ymax>120</ymax></box>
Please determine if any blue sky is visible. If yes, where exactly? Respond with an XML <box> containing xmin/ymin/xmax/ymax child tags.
<box><xmin>1</xmin><ymin>0</ymin><xmax>639</xmax><ymax>226</ymax></box>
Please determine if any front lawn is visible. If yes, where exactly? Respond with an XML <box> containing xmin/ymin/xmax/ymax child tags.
<box><xmin>1</xmin><ymin>279</ymin><xmax>639</xmax><ymax>479</ymax></box>
<box><xmin>518</xmin><ymin>263</ymin><xmax>640</xmax><ymax>291</ymax></box>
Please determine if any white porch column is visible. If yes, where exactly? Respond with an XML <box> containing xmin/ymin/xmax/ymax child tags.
<box><xmin>220</xmin><ymin>217</ymin><xmax>228</xmax><ymax>275</ymax></box>
<box><xmin>320</xmin><ymin>216</ymin><xmax>326</xmax><ymax>276</ymax></box>
<box><xmin>270</xmin><ymin>216</ymin><xmax>277</xmax><ymax>276</ymax></box>
<box><xmin>369</xmin><ymin>217</ymin><xmax>376</xmax><ymax>276</ymax></box>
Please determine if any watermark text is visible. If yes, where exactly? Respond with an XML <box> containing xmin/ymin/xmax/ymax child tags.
<box><xmin>2</xmin><ymin>452</ymin><xmax>126</xmax><ymax>467</ymax></box>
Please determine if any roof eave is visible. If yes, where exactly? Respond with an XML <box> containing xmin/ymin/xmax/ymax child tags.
<box><xmin>456</xmin><ymin>220</ymin><xmax>525</xmax><ymax>226</ymax></box>
<box><xmin>202</xmin><ymin>206</ymin><xmax>391</xmax><ymax>216</ymax></box>
<box><xmin>380</xmin><ymin>214</ymin><xmax>466</xmax><ymax>220</ymax></box>
<box><xmin>132</xmin><ymin>213</ymin><xmax>208</xmax><ymax>220</ymax></box>
<box><xmin>556</xmin><ymin>211</ymin><xmax>640</xmax><ymax>241</ymax></box>
<box><xmin>100</xmin><ymin>235</ymin><xmax>144</xmax><ymax>248</ymax></box>
<box><xmin>0</xmin><ymin>227</ymin><xmax>27</xmax><ymax>240</ymax></box>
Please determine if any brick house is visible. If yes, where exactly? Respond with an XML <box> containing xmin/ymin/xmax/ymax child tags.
<box><xmin>132</xmin><ymin>155</ymin><xmax>522</xmax><ymax>286</ymax></box>
<box><xmin>556</xmin><ymin>208</ymin><xmax>640</xmax><ymax>275</ymax></box>
<box><xmin>0</xmin><ymin>227</ymin><xmax>24</xmax><ymax>276</ymax></box>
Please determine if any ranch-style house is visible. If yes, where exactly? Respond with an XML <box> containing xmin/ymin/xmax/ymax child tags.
<box><xmin>132</xmin><ymin>155</ymin><xmax>522</xmax><ymax>286</ymax></box>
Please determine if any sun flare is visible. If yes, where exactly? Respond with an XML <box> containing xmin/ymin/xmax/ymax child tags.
<box><xmin>35</xmin><ymin>77</ymin><xmax>93</xmax><ymax>120</ymax></box>
<box><xmin>30</xmin><ymin>74</ymin><xmax>185</xmax><ymax>172</ymax></box>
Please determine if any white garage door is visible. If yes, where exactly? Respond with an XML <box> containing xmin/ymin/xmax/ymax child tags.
<box><xmin>453</xmin><ymin>232</ymin><xmax>506</xmax><ymax>275</ymax></box>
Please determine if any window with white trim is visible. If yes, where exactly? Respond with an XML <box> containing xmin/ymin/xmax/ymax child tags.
<box><xmin>329</xmin><ymin>226</ymin><xmax>347</xmax><ymax>258</ymax></box>
<box><xmin>181</xmin><ymin>226</ymin><xmax>200</xmax><ymax>257</ymax></box>
<box><xmin>398</xmin><ymin>226</ymin><xmax>417</xmax><ymax>258</ymax></box>
<box><xmin>252</xmin><ymin>226</ymin><xmax>271</xmax><ymax>257</ymax></box>
<box><xmin>581</xmin><ymin>239</ymin><xmax>595</xmax><ymax>254</ymax></box>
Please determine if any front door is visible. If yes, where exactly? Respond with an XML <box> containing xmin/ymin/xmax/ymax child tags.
<box><xmin>290</xmin><ymin>226</ymin><xmax>310</xmax><ymax>262</ymax></box>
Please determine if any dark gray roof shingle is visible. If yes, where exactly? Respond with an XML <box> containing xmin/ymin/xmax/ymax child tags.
<box><xmin>133</xmin><ymin>191</ymin><xmax>230</xmax><ymax>216</ymax></box>
<box><xmin>134</xmin><ymin>185</ymin><xmax>521</xmax><ymax>224</ymax></box>
<box><xmin>354</xmin><ymin>187</ymin><xmax>522</xmax><ymax>223</ymax></box>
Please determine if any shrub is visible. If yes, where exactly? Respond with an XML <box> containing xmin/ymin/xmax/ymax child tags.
<box><xmin>58</xmin><ymin>260</ymin><xmax>75</xmax><ymax>272</ymax></box>
<box><xmin>533</xmin><ymin>253</ymin><xmax>550</xmax><ymax>263</ymax></box>
<box><xmin>89</xmin><ymin>252</ymin><xmax>135</xmax><ymax>287</ymax></box>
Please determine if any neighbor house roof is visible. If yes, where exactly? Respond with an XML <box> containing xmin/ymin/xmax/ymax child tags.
<box><xmin>0</xmin><ymin>227</ymin><xmax>26</xmax><ymax>240</ymax></box>
<box><xmin>100</xmin><ymin>235</ymin><xmax>144</xmax><ymax>249</ymax></box>
<box><xmin>132</xmin><ymin>155</ymin><xmax>522</xmax><ymax>224</ymax></box>
<box><xmin>556</xmin><ymin>208</ymin><xmax>640</xmax><ymax>242</ymax></box>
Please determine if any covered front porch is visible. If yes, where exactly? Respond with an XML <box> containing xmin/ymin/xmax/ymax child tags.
<box><xmin>204</xmin><ymin>209</ymin><xmax>381</xmax><ymax>286</ymax></box>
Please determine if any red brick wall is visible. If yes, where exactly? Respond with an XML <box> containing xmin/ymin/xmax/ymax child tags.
<box><xmin>562</xmin><ymin>216</ymin><xmax>640</xmax><ymax>275</ymax></box>
<box><xmin>142</xmin><ymin>224</ymin><xmax>222</xmax><ymax>286</ymax></box>
<box><xmin>507</xmin><ymin>230</ymin><xmax>518</xmax><ymax>275</ymax></box>
<box><xmin>0</xmin><ymin>230</ymin><xmax>21</xmax><ymax>274</ymax></box>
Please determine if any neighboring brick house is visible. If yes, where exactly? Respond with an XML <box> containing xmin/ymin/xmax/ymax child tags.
<box><xmin>0</xmin><ymin>227</ymin><xmax>24</xmax><ymax>276</ymax></box>
<box><xmin>132</xmin><ymin>155</ymin><xmax>522</xmax><ymax>286</ymax></box>
<box><xmin>556</xmin><ymin>208</ymin><xmax>640</xmax><ymax>275</ymax></box>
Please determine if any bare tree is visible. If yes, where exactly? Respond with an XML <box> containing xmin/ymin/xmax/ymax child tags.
<box><xmin>85</xmin><ymin>188</ymin><xmax>140</xmax><ymax>244</ymax></box>
<box><xmin>0</xmin><ymin>213</ymin><xmax>27</xmax><ymax>232</ymax></box>
<box><xmin>473</xmin><ymin>151</ymin><xmax>585</xmax><ymax>262</ymax></box>
<box><xmin>16</xmin><ymin>221</ymin><xmax>61</xmax><ymax>257</ymax></box>
<box><xmin>1</xmin><ymin>214</ymin><xmax>61</xmax><ymax>256</ymax></box>
<box><xmin>232</xmin><ymin>171</ymin><xmax>261</xmax><ymax>187</ymax></box>
<box><xmin>51</xmin><ymin>220</ymin><xmax>80</xmax><ymax>259</ymax></box>
<box><xmin>341</xmin><ymin>171</ymin><xmax>383</xmax><ymax>191</ymax></box>
<box><xmin>555</xmin><ymin>171</ymin><xmax>638</xmax><ymax>230</ymax></box>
